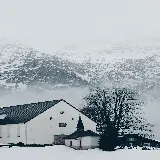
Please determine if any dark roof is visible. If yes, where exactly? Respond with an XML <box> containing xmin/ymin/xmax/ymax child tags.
<box><xmin>123</xmin><ymin>134</ymin><xmax>142</xmax><ymax>138</ymax></box>
<box><xmin>0</xmin><ymin>99</ymin><xmax>72</xmax><ymax>125</ymax></box>
<box><xmin>64</xmin><ymin>130</ymin><xmax>99</xmax><ymax>139</ymax></box>
<box><xmin>122</xmin><ymin>134</ymin><xmax>154</xmax><ymax>141</ymax></box>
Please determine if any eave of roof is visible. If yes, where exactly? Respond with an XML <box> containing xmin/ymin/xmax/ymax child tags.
<box><xmin>64</xmin><ymin>130</ymin><xmax>100</xmax><ymax>139</ymax></box>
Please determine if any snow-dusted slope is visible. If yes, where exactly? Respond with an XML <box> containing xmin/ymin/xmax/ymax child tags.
<box><xmin>1</xmin><ymin>40</ymin><xmax>160</xmax><ymax>98</ymax></box>
<box><xmin>57</xmin><ymin>44</ymin><xmax>160</xmax><ymax>98</ymax></box>
<box><xmin>0</xmin><ymin>42</ymin><xmax>90</xmax><ymax>91</ymax></box>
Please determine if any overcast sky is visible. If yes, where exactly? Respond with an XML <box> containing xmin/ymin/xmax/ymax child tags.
<box><xmin>0</xmin><ymin>0</ymin><xmax>160</xmax><ymax>52</ymax></box>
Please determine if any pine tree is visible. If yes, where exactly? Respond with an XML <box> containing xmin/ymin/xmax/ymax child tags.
<box><xmin>76</xmin><ymin>116</ymin><xmax>84</xmax><ymax>131</ymax></box>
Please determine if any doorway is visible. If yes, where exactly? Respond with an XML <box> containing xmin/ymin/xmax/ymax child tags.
<box><xmin>54</xmin><ymin>135</ymin><xmax>66</xmax><ymax>145</ymax></box>
<box><xmin>70</xmin><ymin>141</ymin><xmax>72</xmax><ymax>146</ymax></box>
<box><xmin>80</xmin><ymin>140</ymin><xmax>82</xmax><ymax>149</ymax></box>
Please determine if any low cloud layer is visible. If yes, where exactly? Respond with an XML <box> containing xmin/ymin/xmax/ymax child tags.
<box><xmin>0</xmin><ymin>0</ymin><xmax>160</xmax><ymax>52</ymax></box>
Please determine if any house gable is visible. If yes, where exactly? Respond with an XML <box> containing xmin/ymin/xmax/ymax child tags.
<box><xmin>25</xmin><ymin>100</ymin><xmax>97</xmax><ymax>144</ymax></box>
<box><xmin>0</xmin><ymin>99</ymin><xmax>93</xmax><ymax>125</ymax></box>
<box><xmin>27</xmin><ymin>100</ymin><xmax>97</xmax><ymax>133</ymax></box>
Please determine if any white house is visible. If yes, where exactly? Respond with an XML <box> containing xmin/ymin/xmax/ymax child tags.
<box><xmin>64</xmin><ymin>116</ymin><xmax>100</xmax><ymax>150</ymax></box>
<box><xmin>0</xmin><ymin>99</ymin><xmax>97</xmax><ymax>145</ymax></box>
<box><xmin>64</xmin><ymin>131</ymin><xmax>100</xmax><ymax>150</ymax></box>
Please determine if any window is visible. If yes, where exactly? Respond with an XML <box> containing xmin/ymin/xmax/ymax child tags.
<box><xmin>128</xmin><ymin>138</ymin><xmax>135</xmax><ymax>142</ymax></box>
<box><xmin>7</xmin><ymin>125</ymin><xmax>10</xmax><ymax>138</ymax></box>
<box><xmin>144</xmin><ymin>143</ymin><xmax>150</xmax><ymax>147</ymax></box>
<box><xmin>70</xmin><ymin>141</ymin><xmax>72</xmax><ymax>146</ymax></box>
<box><xmin>0</xmin><ymin>126</ymin><xmax>2</xmax><ymax>138</ymax></box>
<box><xmin>17</xmin><ymin>125</ymin><xmax>20</xmax><ymax>137</ymax></box>
<box><xmin>60</xmin><ymin>111</ymin><xmax>64</xmax><ymax>114</ymax></box>
<box><xmin>54</xmin><ymin>134</ymin><xmax>66</xmax><ymax>145</ymax></box>
<box><xmin>59</xmin><ymin>123</ymin><xmax>67</xmax><ymax>127</ymax></box>
<box><xmin>0</xmin><ymin>114</ymin><xmax>7</xmax><ymax>119</ymax></box>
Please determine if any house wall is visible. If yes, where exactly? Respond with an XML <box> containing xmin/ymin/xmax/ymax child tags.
<box><xmin>65</xmin><ymin>136</ymin><xmax>100</xmax><ymax>150</ymax></box>
<box><xmin>81</xmin><ymin>136</ymin><xmax>99</xmax><ymax>149</ymax></box>
<box><xmin>90</xmin><ymin>136</ymin><xmax>100</xmax><ymax>148</ymax></box>
<box><xmin>26</xmin><ymin>100</ymin><xmax>97</xmax><ymax>144</ymax></box>
<box><xmin>0</xmin><ymin>123</ymin><xmax>26</xmax><ymax>144</ymax></box>
<box><xmin>81</xmin><ymin>136</ymin><xmax>91</xmax><ymax>149</ymax></box>
<box><xmin>65</xmin><ymin>139</ymin><xmax>80</xmax><ymax>149</ymax></box>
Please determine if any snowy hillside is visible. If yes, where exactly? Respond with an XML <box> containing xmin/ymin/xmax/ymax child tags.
<box><xmin>1</xmin><ymin>40</ymin><xmax>160</xmax><ymax>94</ymax></box>
<box><xmin>0</xmin><ymin>42</ymin><xmax>90</xmax><ymax>91</ymax></box>
<box><xmin>1</xmin><ymin>41</ymin><xmax>160</xmax><ymax>104</ymax></box>
<box><xmin>58</xmin><ymin>43</ymin><xmax>160</xmax><ymax>97</ymax></box>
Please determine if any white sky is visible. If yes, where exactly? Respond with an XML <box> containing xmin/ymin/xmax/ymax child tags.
<box><xmin>0</xmin><ymin>0</ymin><xmax>160</xmax><ymax>52</ymax></box>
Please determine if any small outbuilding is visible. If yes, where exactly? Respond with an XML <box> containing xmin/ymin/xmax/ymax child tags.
<box><xmin>64</xmin><ymin>116</ymin><xmax>100</xmax><ymax>150</ymax></box>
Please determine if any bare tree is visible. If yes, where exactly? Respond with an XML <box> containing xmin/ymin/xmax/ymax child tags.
<box><xmin>80</xmin><ymin>87</ymin><xmax>154</xmax><ymax>138</ymax></box>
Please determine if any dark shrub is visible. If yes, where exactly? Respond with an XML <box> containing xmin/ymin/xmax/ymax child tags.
<box><xmin>17</xmin><ymin>142</ymin><xmax>24</xmax><ymax>147</ymax></box>
<box><xmin>99</xmin><ymin>121</ymin><xmax>118</xmax><ymax>151</ymax></box>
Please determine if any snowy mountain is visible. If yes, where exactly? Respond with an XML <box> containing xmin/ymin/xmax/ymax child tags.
<box><xmin>57</xmin><ymin>43</ymin><xmax>160</xmax><ymax>97</ymax></box>
<box><xmin>1</xmin><ymin>41</ymin><xmax>160</xmax><ymax>99</ymax></box>
<box><xmin>0</xmin><ymin>43</ymin><xmax>90</xmax><ymax>91</ymax></box>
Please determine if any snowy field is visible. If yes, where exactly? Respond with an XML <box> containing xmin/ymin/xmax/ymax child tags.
<box><xmin>0</xmin><ymin>145</ymin><xmax>160</xmax><ymax>160</ymax></box>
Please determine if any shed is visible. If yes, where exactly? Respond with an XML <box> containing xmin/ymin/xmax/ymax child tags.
<box><xmin>64</xmin><ymin>130</ymin><xmax>100</xmax><ymax>150</ymax></box>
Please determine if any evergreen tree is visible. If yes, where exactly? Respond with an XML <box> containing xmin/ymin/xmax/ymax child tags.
<box><xmin>99</xmin><ymin>120</ymin><xmax>118</xmax><ymax>151</ymax></box>
<box><xmin>76</xmin><ymin>116</ymin><xmax>84</xmax><ymax>131</ymax></box>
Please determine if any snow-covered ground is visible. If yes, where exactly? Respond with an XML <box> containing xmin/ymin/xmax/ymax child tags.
<box><xmin>0</xmin><ymin>145</ymin><xmax>160</xmax><ymax>160</ymax></box>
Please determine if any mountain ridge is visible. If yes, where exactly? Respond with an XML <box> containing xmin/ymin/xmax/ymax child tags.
<box><xmin>0</xmin><ymin>43</ymin><xmax>90</xmax><ymax>91</ymax></box>
<box><xmin>1</xmin><ymin>41</ymin><xmax>160</xmax><ymax>99</ymax></box>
